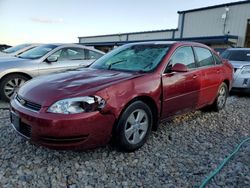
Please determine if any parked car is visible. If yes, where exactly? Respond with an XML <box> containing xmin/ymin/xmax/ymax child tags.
<box><xmin>0</xmin><ymin>44</ymin><xmax>12</xmax><ymax>52</ymax></box>
<box><xmin>0</xmin><ymin>44</ymin><xmax>105</xmax><ymax>101</ymax></box>
<box><xmin>221</xmin><ymin>48</ymin><xmax>250</xmax><ymax>92</ymax></box>
<box><xmin>213</xmin><ymin>48</ymin><xmax>227</xmax><ymax>55</ymax></box>
<box><xmin>10</xmin><ymin>41</ymin><xmax>233</xmax><ymax>151</ymax></box>
<box><xmin>0</xmin><ymin>43</ymin><xmax>39</xmax><ymax>57</ymax></box>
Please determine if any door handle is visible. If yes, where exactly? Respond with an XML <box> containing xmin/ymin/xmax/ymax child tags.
<box><xmin>216</xmin><ymin>69</ymin><xmax>221</xmax><ymax>74</ymax></box>
<box><xmin>192</xmin><ymin>74</ymin><xmax>198</xmax><ymax>79</ymax></box>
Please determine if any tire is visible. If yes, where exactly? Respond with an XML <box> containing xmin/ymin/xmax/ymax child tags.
<box><xmin>211</xmin><ymin>83</ymin><xmax>228</xmax><ymax>112</ymax></box>
<box><xmin>114</xmin><ymin>101</ymin><xmax>153</xmax><ymax>152</ymax></box>
<box><xmin>0</xmin><ymin>74</ymin><xmax>29</xmax><ymax>102</ymax></box>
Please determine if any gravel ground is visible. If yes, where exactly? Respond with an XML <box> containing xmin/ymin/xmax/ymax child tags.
<box><xmin>0</xmin><ymin>95</ymin><xmax>249</xmax><ymax>187</ymax></box>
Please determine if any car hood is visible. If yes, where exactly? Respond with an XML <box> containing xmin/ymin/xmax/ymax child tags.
<box><xmin>0</xmin><ymin>56</ymin><xmax>19</xmax><ymax>61</ymax></box>
<box><xmin>0</xmin><ymin>57</ymin><xmax>29</xmax><ymax>64</ymax></box>
<box><xmin>0</xmin><ymin>52</ymin><xmax>11</xmax><ymax>57</ymax></box>
<box><xmin>0</xmin><ymin>57</ymin><xmax>37</xmax><ymax>69</ymax></box>
<box><xmin>18</xmin><ymin>68</ymin><xmax>141</xmax><ymax>107</ymax></box>
<box><xmin>229</xmin><ymin>60</ymin><xmax>250</xmax><ymax>69</ymax></box>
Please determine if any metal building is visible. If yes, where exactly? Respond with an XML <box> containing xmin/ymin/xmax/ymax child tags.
<box><xmin>78</xmin><ymin>1</ymin><xmax>250</xmax><ymax>52</ymax></box>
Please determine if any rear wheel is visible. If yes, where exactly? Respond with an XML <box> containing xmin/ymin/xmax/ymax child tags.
<box><xmin>0</xmin><ymin>74</ymin><xmax>29</xmax><ymax>102</ymax></box>
<box><xmin>114</xmin><ymin>101</ymin><xmax>153</xmax><ymax>152</ymax></box>
<box><xmin>211</xmin><ymin>83</ymin><xmax>228</xmax><ymax>111</ymax></box>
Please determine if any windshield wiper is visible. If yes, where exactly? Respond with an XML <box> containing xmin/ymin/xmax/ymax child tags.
<box><xmin>108</xmin><ymin>59</ymin><xmax>126</xmax><ymax>70</ymax></box>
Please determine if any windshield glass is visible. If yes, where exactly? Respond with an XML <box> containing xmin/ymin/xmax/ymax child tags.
<box><xmin>19</xmin><ymin>44</ymin><xmax>58</xmax><ymax>59</ymax></box>
<box><xmin>221</xmin><ymin>50</ymin><xmax>250</xmax><ymax>62</ymax></box>
<box><xmin>3</xmin><ymin>44</ymin><xmax>30</xmax><ymax>54</ymax></box>
<box><xmin>90</xmin><ymin>44</ymin><xmax>170</xmax><ymax>72</ymax></box>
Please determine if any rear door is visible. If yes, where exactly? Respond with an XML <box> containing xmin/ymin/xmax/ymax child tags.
<box><xmin>193</xmin><ymin>47</ymin><xmax>222</xmax><ymax>106</ymax></box>
<box><xmin>162</xmin><ymin>46</ymin><xmax>202</xmax><ymax>119</ymax></box>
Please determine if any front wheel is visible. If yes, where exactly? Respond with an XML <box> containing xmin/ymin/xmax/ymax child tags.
<box><xmin>114</xmin><ymin>101</ymin><xmax>153</xmax><ymax>152</ymax></box>
<box><xmin>0</xmin><ymin>74</ymin><xmax>29</xmax><ymax>102</ymax></box>
<box><xmin>211</xmin><ymin>83</ymin><xmax>228</xmax><ymax>111</ymax></box>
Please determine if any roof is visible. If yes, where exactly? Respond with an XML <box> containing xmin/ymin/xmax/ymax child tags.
<box><xmin>124</xmin><ymin>41</ymin><xmax>176</xmax><ymax>45</ymax></box>
<box><xmin>78</xmin><ymin>29</ymin><xmax>178</xmax><ymax>39</ymax></box>
<box><xmin>178</xmin><ymin>0</ymin><xmax>250</xmax><ymax>14</ymax></box>
<box><xmin>41</xmin><ymin>43</ymin><xmax>105</xmax><ymax>54</ymax></box>
<box><xmin>79</xmin><ymin>35</ymin><xmax>238</xmax><ymax>46</ymax></box>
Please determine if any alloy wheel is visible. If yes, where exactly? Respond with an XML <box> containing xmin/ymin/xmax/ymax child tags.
<box><xmin>124</xmin><ymin>109</ymin><xmax>149</xmax><ymax>145</ymax></box>
<box><xmin>4</xmin><ymin>78</ymin><xmax>26</xmax><ymax>99</ymax></box>
<box><xmin>217</xmin><ymin>86</ymin><xmax>226</xmax><ymax>108</ymax></box>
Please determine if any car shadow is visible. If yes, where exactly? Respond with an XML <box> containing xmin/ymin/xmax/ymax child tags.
<box><xmin>230</xmin><ymin>91</ymin><xmax>250</xmax><ymax>98</ymax></box>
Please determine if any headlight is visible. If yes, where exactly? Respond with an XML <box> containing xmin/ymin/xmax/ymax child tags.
<box><xmin>47</xmin><ymin>96</ymin><xmax>105</xmax><ymax>114</ymax></box>
<box><xmin>241</xmin><ymin>66</ymin><xmax>250</xmax><ymax>75</ymax></box>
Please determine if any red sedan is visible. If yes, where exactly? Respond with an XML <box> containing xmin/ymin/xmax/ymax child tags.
<box><xmin>10</xmin><ymin>42</ymin><xmax>233</xmax><ymax>151</ymax></box>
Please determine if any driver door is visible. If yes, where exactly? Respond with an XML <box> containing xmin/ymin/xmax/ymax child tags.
<box><xmin>161</xmin><ymin>46</ymin><xmax>201</xmax><ymax>119</ymax></box>
<box><xmin>38</xmin><ymin>47</ymin><xmax>91</xmax><ymax>76</ymax></box>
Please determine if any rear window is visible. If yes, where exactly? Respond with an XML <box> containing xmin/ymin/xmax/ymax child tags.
<box><xmin>85</xmin><ymin>50</ymin><xmax>103</xmax><ymax>60</ymax></box>
<box><xmin>213</xmin><ymin>54</ymin><xmax>222</xmax><ymax>64</ymax></box>
<box><xmin>221</xmin><ymin>50</ymin><xmax>250</xmax><ymax>61</ymax></box>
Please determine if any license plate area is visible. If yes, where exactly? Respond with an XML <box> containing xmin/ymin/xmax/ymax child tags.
<box><xmin>10</xmin><ymin>112</ymin><xmax>20</xmax><ymax>131</ymax></box>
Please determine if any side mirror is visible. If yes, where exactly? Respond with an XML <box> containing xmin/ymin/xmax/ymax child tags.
<box><xmin>46</xmin><ymin>56</ymin><xmax>58</xmax><ymax>63</ymax></box>
<box><xmin>171</xmin><ymin>63</ymin><xmax>188</xmax><ymax>72</ymax></box>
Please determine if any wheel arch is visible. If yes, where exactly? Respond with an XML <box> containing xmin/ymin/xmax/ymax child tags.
<box><xmin>113</xmin><ymin>95</ymin><xmax>159</xmax><ymax>133</ymax></box>
<box><xmin>0</xmin><ymin>72</ymin><xmax>32</xmax><ymax>83</ymax></box>
<box><xmin>222</xmin><ymin>79</ymin><xmax>230</xmax><ymax>91</ymax></box>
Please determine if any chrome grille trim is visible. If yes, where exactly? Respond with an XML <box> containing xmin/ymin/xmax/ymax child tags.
<box><xmin>16</xmin><ymin>95</ymin><xmax>42</xmax><ymax>112</ymax></box>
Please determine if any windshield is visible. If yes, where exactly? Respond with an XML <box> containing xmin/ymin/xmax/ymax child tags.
<box><xmin>90</xmin><ymin>44</ymin><xmax>170</xmax><ymax>72</ymax></box>
<box><xmin>19</xmin><ymin>44</ymin><xmax>58</xmax><ymax>59</ymax></box>
<box><xmin>3</xmin><ymin>44</ymin><xmax>30</xmax><ymax>54</ymax></box>
<box><xmin>221</xmin><ymin>50</ymin><xmax>250</xmax><ymax>62</ymax></box>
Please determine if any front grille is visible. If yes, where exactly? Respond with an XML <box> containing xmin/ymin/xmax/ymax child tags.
<box><xmin>19</xmin><ymin>122</ymin><xmax>31</xmax><ymax>138</ymax></box>
<box><xmin>16</xmin><ymin>95</ymin><xmax>42</xmax><ymax>112</ymax></box>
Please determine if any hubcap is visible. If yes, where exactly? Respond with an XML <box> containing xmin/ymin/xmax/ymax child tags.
<box><xmin>4</xmin><ymin>78</ymin><xmax>26</xmax><ymax>99</ymax></box>
<box><xmin>125</xmin><ymin>109</ymin><xmax>149</xmax><ymax>145</ymax></box>
<box><xmin>217</xmin><ymin>86</ymin><xmax>226</xmax><ymax>108</ymax></box>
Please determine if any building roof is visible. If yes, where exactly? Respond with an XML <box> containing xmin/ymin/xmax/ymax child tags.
<box><xmin>178</xmin><ymin>0</ymin><xmax>250</xmax><ymax>14</ymax></box>
<box><xmin>80</xmin><ymin>35</ymin><xmax>238</xmax><ymax>46</ymax></box>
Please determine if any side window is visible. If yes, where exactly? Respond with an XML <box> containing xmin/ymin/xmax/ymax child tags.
<box><xmin>194</xmin><ymin>47</ymin><xmax>215</xmax><ymax>67</ymax></box>
<box><xmin>58</xmin><ymin>48</ymin><xmax>86</xmax><ymax>61</ymax></box>
<box><xmin>213</xmin><ymin>54</ymin><xmax>222</xmax><ymax>64</ymax></box>
<box><xmin>48</xmin><ymin>49</ymin><xmax>62</xmax><ymax>60</ymax></box>
<box><xmin>85</xmin><ymin>50</ymin><xmax>103</xmax><ymax>60</ymax></box>
<box><xmin>169</xmin><ymin>46</ymin><xmax>196</xmax><ymax>69</ymax></box>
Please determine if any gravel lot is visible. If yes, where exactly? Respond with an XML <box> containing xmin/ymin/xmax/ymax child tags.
<box><xmin>0</xmin><ymin>95</ymin><xmax>249</xmax><ymax>187</ymax></box>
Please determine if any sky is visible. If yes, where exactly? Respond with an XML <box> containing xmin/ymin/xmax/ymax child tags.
<box><xmin>0</xmin><ymin>0</ymin><xmax>244</xmax><ymax>45</ymax></box>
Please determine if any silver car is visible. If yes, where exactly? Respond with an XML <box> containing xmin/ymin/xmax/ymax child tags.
<box><xmin>0</xmin><ymin>43</ymin><xmax>40</xmax><ymax>57</ymax></box>
<box><xmin>221</xmin><ymin>48</ymin><xmax>250</xmax><ymax>92</ymax></box>
<box><xmin>0</xmin><ymin>43</ymin><xmax>105</xmax><ymax>101</ymax></box>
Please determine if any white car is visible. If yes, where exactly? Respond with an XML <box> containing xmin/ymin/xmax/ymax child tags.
<box><xmin>0</xmin><ymin>43</ymin><xmax>105</xmax><ymax>101</ymax></box>
<box><xmin>221</xmin><ymin>48</ymin><xmax>250</xmax><ymax>92</ymax></box>
<box><xmin>0</xmin><ymin>44</ymin><xmax>40</xmax><ymax>57</ymax></box>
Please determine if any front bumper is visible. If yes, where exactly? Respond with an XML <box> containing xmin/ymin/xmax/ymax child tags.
<box><xmin>232</xmin><ymin>70</ymin><xmax>250</xmax><ymax>89</ymax></box>
<box><xmin>10</xmin><ymin>98</ymin><xmax>116</xmax><ymax>150</ymax></box>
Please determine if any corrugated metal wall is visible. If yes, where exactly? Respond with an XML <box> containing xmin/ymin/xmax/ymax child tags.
<box><xmin>182</xmin><ymin>4</ymin><xmax>250</xmax><ymax>46</ymax></box>
<box><xmin>79</xmin><ymin>30</ymin><xmax>175</xmax><ymax>44</ymax></box>
<box><xmin>80</xmin><ymin>35</ymin><xmax>127</xmax><ymax>43</ymax></box>
<box><xmin>128</xmin><ymin>31</ymin><xmax>173</xmax><ymax>41</ymax></box>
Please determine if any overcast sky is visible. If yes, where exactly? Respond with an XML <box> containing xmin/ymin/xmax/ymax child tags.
<box><xmin>0</xmin><ymin>0</ymin><xmax>243</xmax><ymax>45</ymax></box>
